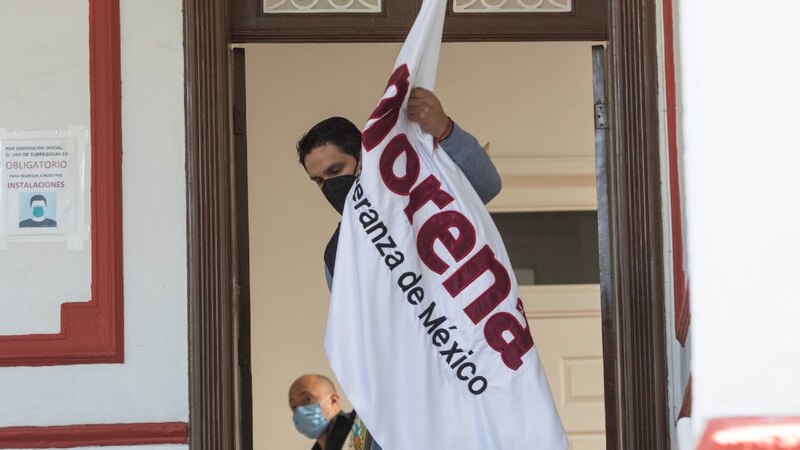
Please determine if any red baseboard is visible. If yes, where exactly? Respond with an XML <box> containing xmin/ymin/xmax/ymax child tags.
<box><xmin>0</xmin><ymin>422</ymin><xmax>188</xmax><ymax>449</ymax></box>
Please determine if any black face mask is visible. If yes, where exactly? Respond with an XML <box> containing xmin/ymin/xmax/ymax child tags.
<box><xmin>322</xmin><ymin>174</ymin><xmax>357</xmax><ymax>214</ymax></box>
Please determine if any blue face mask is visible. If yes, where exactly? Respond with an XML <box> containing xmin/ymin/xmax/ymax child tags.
<box><xmin>32</xmin><ymin>206</ymin><xmax>45</xmax><ymax>218</ymax></box>
<box><xmin>293</xmin><ymin>402</ymin><xmax>330</xmax><ymax>439</ymax></box>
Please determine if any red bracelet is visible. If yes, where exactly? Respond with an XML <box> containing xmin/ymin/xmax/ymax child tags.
<box><xmin>435</xmin><ymin>117</ymin><xmax>454</xmax><ymax>143</ymax></box>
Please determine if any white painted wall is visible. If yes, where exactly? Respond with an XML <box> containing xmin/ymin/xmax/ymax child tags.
<box><xmin>0</xmin><ymin>0</ymin><xmax>188</xmax><ymax>445</ymax></box>
<box><xmin>677</xmin><ymin>0</ymin><xmax>800</xmax><ymax>442</ymax></box>
<box><xmin>0</xmin><ymin>0</ymin><xmax>92</xmax><ymax>334</ymax></box>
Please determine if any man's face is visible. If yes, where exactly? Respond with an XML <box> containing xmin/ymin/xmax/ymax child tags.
<box><xmin>31</xmin><ymin>200</ymin><xmax>46</xmax><ymax>218</ymax></box>
<box><xmin>303</xmin><ymin>143</ymin><xmax>358</xmax><ymax>189</ymax></box>
<box><xmin>288</xmin><ymin>375</ymin><xmax>340</xmax><ymax>420</ymax></box>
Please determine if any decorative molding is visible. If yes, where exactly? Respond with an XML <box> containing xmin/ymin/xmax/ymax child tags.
<box><xmin>453</xmin><ymin>0</ymin><xmax>572</xmax><ymax>13</ymax></box>
<box><xmin>488</xmin><ymin>157</ymin><xmax>597</xmax><ymax>213</ymax></box>
<box><xmin>698</xmin><ymin>417</ymin><xmax>800</xmax><ymax>450</ymax></box>
<box><xmin>563</xmin><ymin>356</ymin><xmax>605</xmax><ymax>402</ymax></box>
<box><xmin>264</xmin><ymin>0</ymin><xmax>381</xmax><ymax>14</ymax></box>
<box><xmin>185</xmin><ymin>0</ymin><xmax>238</xmax><ymax>448</ymax></box>
<box><xmin>0</xmin><ymin>422</ymin><xmax>187</xmax><ymax>449</ymax></box>
<box><xmin>442</xmin><ymin>0</ymin><xmax>606</xmax><ymax>42</ymax></box>
<box><xmin>232</xmin><ymin>0</ymin><xmax>417</xmax><ymax>43</ymax></box>
<box><xmin>0</xmin><ymin>0</ymin><xmax>124</xmax><ymax>367</ymax></box>
<box><xmin>231</xmin><ymin>0</ymin><xmax>606</xmax><ymax>43</ymax></box>
<box><xmin>662</xmin><ymin>0</ymin><xmax>691</xmax><ymax>347</ymax></box>
<box><xmin>520</xmin><ymin>284</ymin><xmax>601</xmax><ymax>318</ymax></box>
<box><xmin>678</xmin><ymin>375</ymin><xmax>692</xmax><ymax>419</ymax></box>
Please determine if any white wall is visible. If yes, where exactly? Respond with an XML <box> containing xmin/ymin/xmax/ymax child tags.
<box><xmin>677</xmin><ymin>0</ymin><xmax>800</xmax><ymax>441</ymax></box>
<box><xmin>0</xmin><ymin>0</ymin><xmax>92</xmax><ymax>334</ymax></box>
<box><xmin>0</xmin><ymin>1</ymin><xmax>188</xmax><ymax>447</ymax></box>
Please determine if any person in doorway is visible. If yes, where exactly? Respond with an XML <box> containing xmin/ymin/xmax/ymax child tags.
<box><xmin>289</xmin><ymin>373</ymin><xmax>372</xmax><ymax>450</ymax></box>
<box><xmin>297</xmin><ymin>88</ymin><xmax>502</xmax><ymax>289</ymax></box>
<box><xmin>295</xmin><ymin>89</ymin><xmax>501</xmax><ymax>450</ymax></box>
<box><xmin>19</xmin><ymin>194</ymin><xmax>57</xmax><ymax>228</ymax></box>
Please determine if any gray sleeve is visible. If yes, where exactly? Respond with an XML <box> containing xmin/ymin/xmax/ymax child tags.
<box><xmin>438</xmin><ymin>122</ymin><xmax>502</xmax><ymax>204</ymax></box>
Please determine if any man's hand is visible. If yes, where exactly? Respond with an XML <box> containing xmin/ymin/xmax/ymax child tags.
<box><xmin>408</xmin><ymin>88</ymin><xmax>451</xmax><ymax>138</ymax></box>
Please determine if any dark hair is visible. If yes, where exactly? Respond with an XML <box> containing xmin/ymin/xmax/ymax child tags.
<box><xmin>30</xmin><ymin>194</ymin><xmax>47</xmax><ymax>206</ymax></box>
<box><xmin>296</xmin><ymin>117</ymin><xmax>361</xmax><ymax>167</ymax></box>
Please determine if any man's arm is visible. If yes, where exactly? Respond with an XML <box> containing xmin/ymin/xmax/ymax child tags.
<box><xmin>408</xmin><ymin>88</ymin><xmax>502</xmax><ymax>204</ymax></box>
<box><xmin>438</xmin><ymin>122</ymin><xmax>501</xmax><ymax>204</ymax></box>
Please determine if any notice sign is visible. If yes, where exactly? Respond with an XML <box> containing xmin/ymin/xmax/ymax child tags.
<box><xmin>1</xmin><ymin>137</ymin><xmax>80</xmax><ymax>236</ymax></box>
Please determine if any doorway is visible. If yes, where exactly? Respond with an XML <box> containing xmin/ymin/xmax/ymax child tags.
<box><xmin>184</xmin><ymin>1</ymin><xmax>671</xmax><ymax>449</ymax></box>
<box><xmin>239</xmin><ymin>41</ymin><xmax>604</xmax><ymax>449</ymax></box>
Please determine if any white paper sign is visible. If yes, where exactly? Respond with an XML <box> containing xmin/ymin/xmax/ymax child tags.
<box><xmin>0</xmin><ymin>127</ymin><xmax>88</xmax><ymax>245</ymax></box>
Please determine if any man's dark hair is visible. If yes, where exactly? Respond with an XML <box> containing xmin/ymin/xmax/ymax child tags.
<box><xmin>297</xmin><ymin>117</ymin><xmax>362</xmax><ymax>167</ymax></box>
<box><xmin>30</xmin><ymin>194</ymin><xmax>47</xmax><ymax>206</ymax></box>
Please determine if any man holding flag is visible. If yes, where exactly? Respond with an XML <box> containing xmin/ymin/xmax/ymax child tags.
<box><xmin>298</xmin><ymin>87</ymin><xmax>501</xmax><ymax>449</ymax></box>
<box><xmin>298</xmin><ymin>88</ymin><xmax>501</xmax><ymax>289</ymax></box>
<box><xmin>300</xmin><ymin>1</ymin><xmax>568</xmax><ymax>448</ymax></box>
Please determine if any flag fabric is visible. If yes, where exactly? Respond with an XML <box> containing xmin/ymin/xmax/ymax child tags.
<box><xmin>324</xmin><ymin>1</ymin><xmax>568</xmax><ymax>449</ymax></box>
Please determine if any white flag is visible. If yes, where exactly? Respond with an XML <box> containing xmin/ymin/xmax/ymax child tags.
<box><xmin>325</xmin><ymin>1</ymin><xmax>568</xmax><ymax>449</ymax></box>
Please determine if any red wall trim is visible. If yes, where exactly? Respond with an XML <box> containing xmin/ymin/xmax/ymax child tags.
<box><xmin>0</xmin><ymin>0</ymin><xmax>124</xmax><ymax>366</ymax></box>
<box><xmin>662</xmin><ymin>0</ymin><xmax>691</xmax><ymax>346</ymax></box>
<box><xmin>0</xmin><ymin>422</ymin><xmax>187</xmax><ymax>449</ymax></box>
<box><xmin>678</xmin><ymin>375</ymin><xmax>692</xmax><ymax>419</ymax></box>
<box><xmin>698</xmin><ymin>417</ymin><xmax>800</xmax><ymax>450</ymax></box>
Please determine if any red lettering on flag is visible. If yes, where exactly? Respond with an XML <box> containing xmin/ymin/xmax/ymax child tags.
<box><xmin>443</xmin><ymin>245</ymin><xmax>512</xmax><ymax>324</ymax></box>
<box><xmin>363</xmin><ymin>64</ymin><xmax>410</xmax><ymax>151</ymax></box>
<box><xmin>417</xmin><ymin>211</ymin><xmax>477</xmax><ymax>275</ymax></box>
<box><xmin>484</xmin><ymin>299</ymin><xmax>534</xmax><ymax>370</ymax></box>
<box><xmin>380</xmin><ymin>134</ymin><xmax>420</xmax><ymax>195</ymax></box>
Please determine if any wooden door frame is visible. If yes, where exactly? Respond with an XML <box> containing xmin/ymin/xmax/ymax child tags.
<box><xmin>229</xmin><ymin>0</ymin><xmax>606</xmax><ymax>42</ymax></box>
<box><xmin>185</xmin><ymin>0</ymin><xmax>236</xmax><ymax>447</ymax></box>
<box><xmin>602</xmin><ymin>2</ymin><xmax>670</xmax><ymax>447</ymax></box>
<box><xmin>183</xmin><ymin>1</ymin><xmax>669</xmax><ymax>448</ymax></box>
